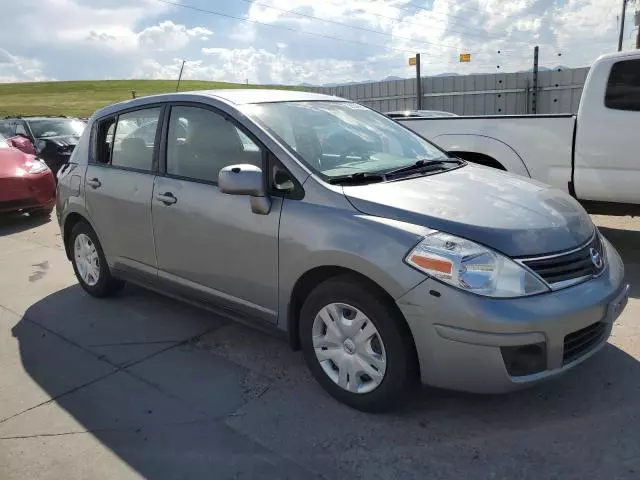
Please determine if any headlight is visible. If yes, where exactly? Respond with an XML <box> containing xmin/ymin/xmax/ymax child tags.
<box><xmin>405</xmin><ymin>232</ymin><xmax>549</xmax><ymax>297</ymax></box>
<box><xmin>25</xmin><ymin>158</ymin><xmax>49</xmax><ymax>174</ymax></box>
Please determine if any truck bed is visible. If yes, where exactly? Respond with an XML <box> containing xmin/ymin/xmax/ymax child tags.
<box><xmin>399</xmin><ymin>115</ymin><xmax>577</xmax><ymax>194</ymax></box>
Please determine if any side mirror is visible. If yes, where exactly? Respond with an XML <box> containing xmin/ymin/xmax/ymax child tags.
<box><xmin>218</xmin><ymin>164</ymin><xmax>271</xmax><ymax>215</ymax></box>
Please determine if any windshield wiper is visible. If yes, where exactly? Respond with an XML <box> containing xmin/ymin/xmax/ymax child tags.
<box><xmin>328</xmin><ymin>172</ymin><xmax>386</xmax><ymax>185</ymax></box>
<box><xmin>385</xmin><ymin>158</ymin><xmax>463</xmax><ymax>178</ymax></box>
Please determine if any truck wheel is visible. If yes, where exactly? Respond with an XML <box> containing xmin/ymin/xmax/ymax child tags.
<box><xmin>69</xmin><ymin>221</ymin><xmax>124</xmax><ymax>297</ymax></box>
<box><xmin>299</xmin><ymin>275</ymin><xmax>417</xmax><ymax>412</ymax></box>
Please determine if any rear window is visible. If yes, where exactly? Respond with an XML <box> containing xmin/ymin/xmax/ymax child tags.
<box><xmin>605</xmin><ymin>59</ymin><xmax>640</xmax><ymax>111</ymax></box>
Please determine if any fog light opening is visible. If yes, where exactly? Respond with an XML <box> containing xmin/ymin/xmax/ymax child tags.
<box><xmin>501</xmin><ymin>342</ymin><xmax>547</xmax><ymax>377</ymax></box>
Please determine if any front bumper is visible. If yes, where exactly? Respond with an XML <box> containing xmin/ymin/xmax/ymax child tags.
<box><xmin>0</xmin><ymin>173</ymin><xmax>56</xmax><ymax>213</ymax></box>
<box><xmin>397</xmin><ymin>235</ymin><xmax>628</xmax><ymax>393</ymax></box>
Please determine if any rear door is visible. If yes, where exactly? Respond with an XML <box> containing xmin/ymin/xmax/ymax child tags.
<box><xmin>84</xmin><ymin>106</ymin><xmax>163</xmax><ymax>282</ymax></box>
<box><xmin>574</xmin><ymin>57</ymin><xmax>640</xmax><ymax>203</ymax></box>
<box><xmin>151</xmin><ymin>104</ymin><xmax>282</xmax><ymax>323</ymax></box>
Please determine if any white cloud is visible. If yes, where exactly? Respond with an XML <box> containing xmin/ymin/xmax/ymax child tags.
<box><xmin>0</xmin><ymin>48</ymin><xmax>47</xmax><ymax>83</ymax></box>
<box><xmin>0</xmin><ymin>0</ymin><xmax>636</xmax><ymax>85</ymax></box>
<box><xmin>138</xmin><ymin>21</ymin><xmax>213</xmax><ymax>51</ymax></box>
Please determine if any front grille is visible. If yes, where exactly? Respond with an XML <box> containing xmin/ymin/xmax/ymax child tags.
<box><xmin>521</xmin><ymin>234</ymin><xmax>604</xmax><ymax>287</ymax></box>
<box><xmin>563</xmin><ymin>321</ymin><xmax>607</xmax><ymax>364</ymax></box>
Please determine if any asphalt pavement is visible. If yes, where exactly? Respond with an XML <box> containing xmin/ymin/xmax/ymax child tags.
<box><xmin>1</xmin><ymin>211</ymin><xmax>639</xmax><ymax>479</ymax></box>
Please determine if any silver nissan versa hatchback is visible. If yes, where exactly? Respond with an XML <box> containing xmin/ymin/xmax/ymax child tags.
<box><xmin>57</xmin><ymin>89</ymin><xmax>629</xmax><ymax>411</ymax></box>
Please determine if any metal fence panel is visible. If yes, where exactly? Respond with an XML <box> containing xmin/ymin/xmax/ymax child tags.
<box><xmin>307</xmin><ymin>66</ymin><xmax>590</xmax><ymax>115</ymax></box>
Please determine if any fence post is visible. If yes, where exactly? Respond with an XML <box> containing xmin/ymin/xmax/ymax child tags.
<box><xmin>532</xmin><ymin>46</ymin><xmax>539</xmax><ymax>115</ymax></box>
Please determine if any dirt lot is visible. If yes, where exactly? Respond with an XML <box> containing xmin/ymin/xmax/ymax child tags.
<box><xmin>1</xmin><ymin>211</ymin><xmax>639</xmax><ymax>479</ymax></box>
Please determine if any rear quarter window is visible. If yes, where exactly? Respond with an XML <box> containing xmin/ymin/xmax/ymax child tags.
<box><xmin>605</xmin><ymin>59</ymin><xmax>640</xmax><ymax>111</ymax></box>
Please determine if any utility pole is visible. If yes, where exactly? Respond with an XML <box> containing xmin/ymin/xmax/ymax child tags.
<box><xmin>532</xmin><ymin>46</ymin><xmax>539</xmax><ymax>115</ymax></box>
<box><xmin>176</xmin><ymin>60</ymin><xmax>186</xmax><ymax>92</ymax></box>
<box><xmin>618</xmin><ymin>0</ymin><xmax>628</xmax><ymax>51</ymax></box>
<box><xmin>415</xmin><ymin>53</ymin><xmax>422</xmax><ymax>110</ymax></box>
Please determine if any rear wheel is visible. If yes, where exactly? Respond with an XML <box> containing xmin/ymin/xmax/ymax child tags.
<box><xmin>299</xmin><ymin>275</ymin><xmax>417</xmax><ymax>412</ymax></box>
<box><xmin>69</xmin><ymin>221</ymin><xmax>124</xmax><ymax>297</ymax></box>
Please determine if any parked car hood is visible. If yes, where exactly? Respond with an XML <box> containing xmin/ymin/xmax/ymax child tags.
<box><xmin>40</xmin><ymin>135</ymin><xmax>79</xmax><ymax>149</ymax></box>
<box><xmin>0</xmin><ymin>148</ymin><xmax>33</xmax><ymax>178</ymax></box>
<box><xmin>342</xmin><ymin>164</ymin><xmax>594</xmax><ymax>257</ymax></box>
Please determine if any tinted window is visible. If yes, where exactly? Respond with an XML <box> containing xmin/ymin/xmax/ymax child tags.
<box><xmin>111</xmin><ymin>108</ymin><xmax>161</xmax><ymax>171</ymax></box>
<box><xmin>166</xmin><ymin>106</ymin><xmax>262</xmax><ymax>183</ymax></box>
<box><xmin>27</xmin><ymin>118</ymin><xmax>85</xmax><ymax>138</ymax></box>
<box><xmin>0</xmin><ymin>121</ymin><xmax>14</xmax><ymax>137</ymax></box>
<box><xmin>95</xmin><ymin>117</ymin><xmax>116</xmax><ymax>164</ymax></box>
<box><xmin>14</xmin><ymin>122</ymin><xmax>28</xmax><ymax>137</ymax></box>
<box><xmin>605</xmin><ymin>59</ymin><xmax>640</xmax><ymax>111</ymax></box>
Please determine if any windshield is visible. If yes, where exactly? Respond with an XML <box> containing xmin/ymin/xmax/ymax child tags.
<box><xmin>27</xmin><ymin>119</ymin><xmax>85</xmax><ymax>138</ymax></box>
<box><xmin>240</xmin><ymin>101</ymin><xmax>448</xmax><ymax>179</ymax></box>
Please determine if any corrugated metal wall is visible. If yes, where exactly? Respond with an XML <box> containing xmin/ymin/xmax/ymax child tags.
<box><xmin>308</xmin><ymin>67</ymin><xmax>590</xmax><ymax>115</ymax></box>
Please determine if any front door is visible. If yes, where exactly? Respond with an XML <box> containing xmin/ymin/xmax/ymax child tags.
<box><xmin>84</xmin><ymin>107</ymin><xmax>162</xmax><ymax>281</ymax></box>
<box><xmin>574</xmin><ymin>57</ymin><xmax>640</xmax><ymax>204</ymax></box>
<box><xmin>151</xmin><ymin>104</ymin><xmax>281</xmax><ymax>323</ymax></box>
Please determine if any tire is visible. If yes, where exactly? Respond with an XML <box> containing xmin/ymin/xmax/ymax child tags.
<box><xmin>299</xmin><ymin>275</ymin><xmax>418</xmax><ymax>412</ymax></box>
<box><xmin>69</xmin><ymin>221</ymin><xmax>125</xmax><ymax>297</ymax></box>
<box><xmin>30</xmin><ymin>206</ymin><xmax>54</xmax><ymax>217</ymax></box>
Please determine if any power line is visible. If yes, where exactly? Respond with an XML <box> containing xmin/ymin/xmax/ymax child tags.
<box><xmin>155</xmin><ymin>0</ymin><xmax>436</xmax><ymax>55</ymax></box>
<box><xmin>293</xmin><ymin>0</ymin><xmax>540</xmax><ymax>49</ymax></box>
<box><xmin>401</xmin><ymin>0</ymin><xmax>620</xmax><ymax>29</ymax></box>
<box><xmin>229</xmin><ymin>0</ymin><xmax>466</xmax><ymax>51</ymax></box>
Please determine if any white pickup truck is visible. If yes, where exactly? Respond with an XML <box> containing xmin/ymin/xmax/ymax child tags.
<box><xmin>399</xmin><ymin>50</ymin><xmax>640</xmax><ymax>206</ymax></box>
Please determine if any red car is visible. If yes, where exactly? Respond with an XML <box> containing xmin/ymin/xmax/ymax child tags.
<box><xmin>0</xmin><ymin>135</ymin><xmax>56</xmax><ymax>217</ymax></box>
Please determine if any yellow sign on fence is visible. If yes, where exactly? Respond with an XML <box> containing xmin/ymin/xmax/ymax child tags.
<box><xmin>408</xmin><ymin>57</ymin><xmax>417</xmax><ymax>66</ymax></box>
<box><xmin>459</xmin><ymin>53</ymin><xmax>471</xmax><ymax>62</ymax></box>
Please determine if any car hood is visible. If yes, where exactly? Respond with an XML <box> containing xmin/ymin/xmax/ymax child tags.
<box><xmin>342</xmin><ymin>164</ymin><xmax>594</xmax><ymax>257</ymax></box>
<box><xmin>40</xmin><ymin>135</ymin><xmax>79</xmax><ymax>149</ymax></box>
<box><xmin>0</xmin><ymin>148</ymin><xmax>33</xmax><ymax>178</ymax></box>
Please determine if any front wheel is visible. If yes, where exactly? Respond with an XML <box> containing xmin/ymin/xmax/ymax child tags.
<box><xmin>69</xmin><ymin>221</ymin><xmax>124</xmax><ymax>297</ymax></box>
<box><xmin>299</xmin><ymin>275</ymin><xmax>418</xmax><ymax>412</ymax></box>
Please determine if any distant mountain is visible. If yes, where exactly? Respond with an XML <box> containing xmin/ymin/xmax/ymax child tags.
<box><xmin>435</xmin><ymin>72</ymin><xmax>459</xmax><ymax>77</ymax></box>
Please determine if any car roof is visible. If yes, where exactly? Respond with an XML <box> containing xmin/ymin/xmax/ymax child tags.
<box><xmin>92</xmin><ymin>89</ymin><xmax>347</xmax><ymax>119</ymax></box>
<box><xmin>3</xmin><ymin>116</ymin><xmax>80</xmax><ymax>121</ymax></box>
<box><xmin>596</xmin><ymin>50</ymin><xmax>640</xmax><ymax>62</ymax></box>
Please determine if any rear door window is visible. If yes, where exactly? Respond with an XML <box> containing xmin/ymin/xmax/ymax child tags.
<box><xmin>605</xmin><ymin>59</ymin><xmax>640</xmax><ymax>111</ymax></box>
<box><xmin>111</xmin><ymin>108</ymin><xmax>161</xmax><ymax>171</ymax></box>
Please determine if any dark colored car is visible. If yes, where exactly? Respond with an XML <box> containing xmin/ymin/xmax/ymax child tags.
<box><xmin>0</xmin><ymin>117</ymin><xmax>85</xmax><ymax>175</ymax></box>
<box><xmin>0</xmin><ymin>135</ymin><xmax>56</xmax><ymax>217</ymax></box>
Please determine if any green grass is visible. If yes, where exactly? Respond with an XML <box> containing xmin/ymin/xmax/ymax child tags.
<box><xmin>0</xmin><ymin>80</ymin><xmax>299</xmax><ymax>118</ymax></box>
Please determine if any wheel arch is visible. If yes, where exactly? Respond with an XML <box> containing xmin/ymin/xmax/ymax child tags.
<box><xmin>286</xmin><ymin>265</ymin><xmax>418</xmax><ymax>369</ymax></box>
<box><xmin>62</xmin><ymin>211</ymin><xmax>94</xmax><ymax>260</ymax></box>
<box><xmin>432</xmin><ymin>133</ymin><xmax>531</xmax><ymax>177</ymax></box>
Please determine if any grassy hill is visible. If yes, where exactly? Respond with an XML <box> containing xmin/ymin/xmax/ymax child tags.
<box><xmin>0</xmin><ymin>80</ymin><xmax>299</xmax><ymax>118</ymax></box>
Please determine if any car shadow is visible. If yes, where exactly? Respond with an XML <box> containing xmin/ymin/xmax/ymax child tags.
<box><xmin>0</xmin><ymin>212</ymin><xmax>52</xmax><ymax>237</ymax></box>
<box><xmin>6</xmin><ymin>281</ymin><xmax>640</xmax><ymax>478</ymax></box>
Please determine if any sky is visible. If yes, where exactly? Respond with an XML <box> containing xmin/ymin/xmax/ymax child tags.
<box><xmin>0</xmin><ymin>0</ymin><xmax>637</xmax><ymax>85</ymax></box>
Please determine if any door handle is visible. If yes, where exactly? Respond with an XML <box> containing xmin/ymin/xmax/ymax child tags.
<box><xmin>87</xmin><ymin>178</ymin><xmax>101</xmax><ymax>189</ymax></box>
<box><xmin>155</xmin><ymin>192</ymin><xmax>177</xmax><ymax>205</ymax></box>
